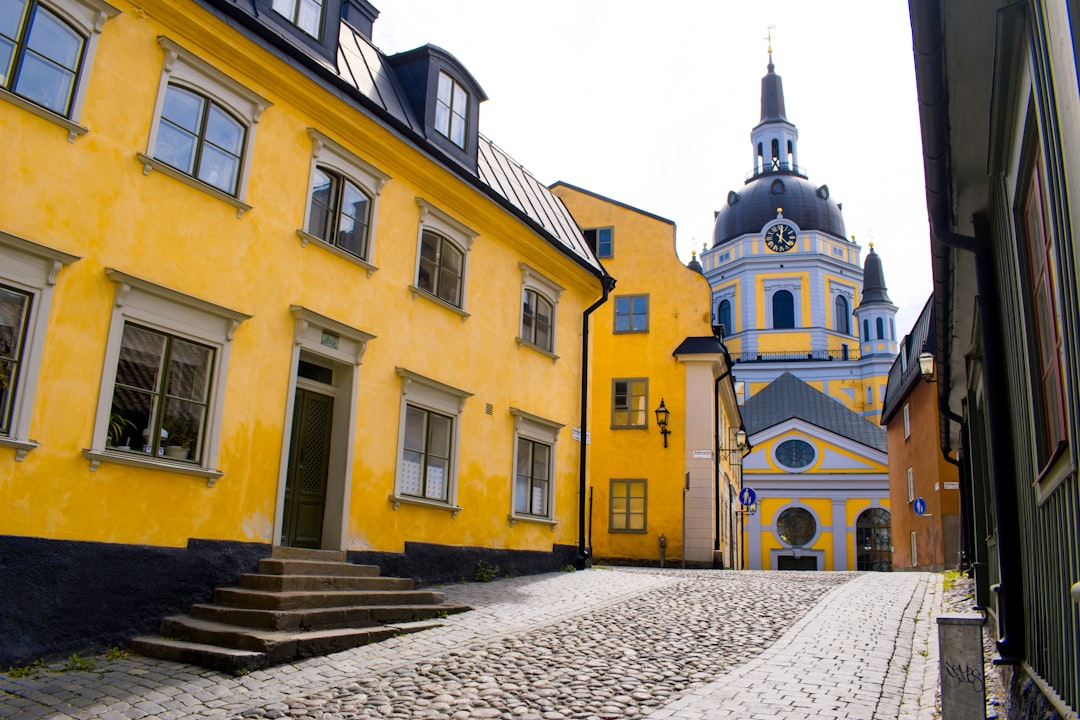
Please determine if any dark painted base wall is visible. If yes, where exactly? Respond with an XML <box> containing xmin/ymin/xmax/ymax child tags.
<box><xmin>0</xmin><ymin>535</ymin><xmax>579</xmax><ymax>665</ymax></box>
<box><xmin>1002</xmin><ymin>666</ymin><xmax>1067</xmax><ymax>720</ymax></box>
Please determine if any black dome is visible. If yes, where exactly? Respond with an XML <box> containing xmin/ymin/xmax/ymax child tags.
<box><xmin>713</xmin><ymin>173</ymin><xmax>846</xmax><ymax>246</ymax></box>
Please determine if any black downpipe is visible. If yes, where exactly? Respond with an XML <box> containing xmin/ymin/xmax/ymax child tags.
<box><xmin>577</xmin><ymin>275</ymin><xmax>615</xmax><ymax>568</ymax></box>
<box><xmin>713</xmin><ymin>367</ymin><xmax>732</xmax><ymax>555</ymax></box>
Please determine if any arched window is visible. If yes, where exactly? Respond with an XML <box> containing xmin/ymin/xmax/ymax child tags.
<box><xmin>856</xmin><ymin>508</ymin><xmax>892</xmax><ymax>571</ymax></box>
<box><xmin>876</xmin><ymin>317</ymin><xmax>885</xmax><ymax>340</ymax></box>
<box><xmin>154</xmin><ymin>84</ymin><xmax>246</xmax><ymax>195</ymax></box>
<box><xmin>756</xmin><ymin>142</ymin><xmax>763</xmax><ymax>174</ymax></box>
<box><xmin>863</xmin><ymin>319</ymin><xmax>870</xmax><ymax>340</ymax></box>
<box><xmin>834</xmin><ymin>295</ymin><xmax>850</xmax><ymax>335</ymax></box>
<box><xmin>890</xmin><ymin>318</ymin><xmax>896</xmax><ymax>341</ymax></box>
<box><xmin>717</xmin><ymin>299</ymin><xmax>732</xmax><ymax>336</ymax></box>
<box><xmin>307</xmin><ymin>167</ymin><xmax>372</xmax><ymax>259</ymax></box>
<box><xmin>772</xmin><ymin>290</ymin><xmax>794</xmax><ymax>329</ymax></box>
<box><xmin>771</xmin><ymin>138</ymin><xmax>780</xmax><ymax>170</ymax></box>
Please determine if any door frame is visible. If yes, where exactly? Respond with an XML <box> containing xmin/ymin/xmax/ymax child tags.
<box><xmin>274</xmin><ymin>306</ymin><xmax>374</xmax><ymax>551</ymax></box>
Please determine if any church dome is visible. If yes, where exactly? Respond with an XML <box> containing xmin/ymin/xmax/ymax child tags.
<box><xmin>713</xmin><ymin>173</ymin><xmax>846</xmax><ymax>246</ymax></box>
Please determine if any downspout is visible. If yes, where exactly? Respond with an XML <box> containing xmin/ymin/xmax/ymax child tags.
<box><xmin>714</xmin><ymin>367</ymin><xmax>731</xmax><ymax>556</ymax></box>
<box><xmin>577</xmin><ymin>273</ymin><xmax>615</xmax><ymax>568</ymax></box>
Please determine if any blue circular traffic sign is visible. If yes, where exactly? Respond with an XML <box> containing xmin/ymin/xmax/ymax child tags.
<box><xmin>913</xmin><ymin>497</ymin><xmax>927</xmax><ymax>516</ymax></box>
<box><xmin>739</xmin><ymin>487</ymin><xmax>757</xmax><ymax>506</ymax></box>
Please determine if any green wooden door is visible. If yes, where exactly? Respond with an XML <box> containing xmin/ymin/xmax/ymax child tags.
<box><xmin>282</xmin><ymin>388</ymin><xmax>333</xmax><ymax>548</ymax></box>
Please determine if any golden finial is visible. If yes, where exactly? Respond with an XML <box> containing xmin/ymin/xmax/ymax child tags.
<box><xmin>766</xmin><ymin>25</ymin><xmax>775</xmax><ymax>55</ymax></box>
<box><xmin>691</xmin><ymin>249</ymin><xmax>698</xmax><ymax>260</ymax></box>
<box><xmin>776</xmin><ymin>207</ymin><xmax>784</xmax><ymax>218</ymax></box>
<box><xmin>869</xmin><ymin>241</ymin><xmax>874</xmax><ymax>249</ymax></box>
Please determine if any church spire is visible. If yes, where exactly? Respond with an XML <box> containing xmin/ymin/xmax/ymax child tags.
<box><xmin>751</xmin><ymin>32</ymin><xmax>800</xmax><ymax>177</ymax></box>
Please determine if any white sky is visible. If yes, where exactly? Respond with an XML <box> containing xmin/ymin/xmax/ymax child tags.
<box><xmin>372</xmin><ymin>1</ymin><xmax>933</xmax><ymax>334</ymax></box>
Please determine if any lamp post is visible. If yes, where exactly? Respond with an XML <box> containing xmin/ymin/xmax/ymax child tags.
<box><xmin>654</xmin><ymin>398</ymin><xmax>671</xmax><ymax>448</ymax></box>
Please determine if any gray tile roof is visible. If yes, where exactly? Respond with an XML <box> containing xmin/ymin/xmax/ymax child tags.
<box><xmin>742</xmin><ymin>372</ymin><xmax>888</xmax><ymax>452</ymax></box>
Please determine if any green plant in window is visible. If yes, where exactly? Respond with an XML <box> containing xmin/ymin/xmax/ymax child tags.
<box><xmin>163</xmin><ymin>415</ymin><xmax>199</xmax><ymax>453</ymax></box>
<box><xmin>108</xmin><ymin>413</ymin><xmax>136</xmax><ymax>446</ymax></box>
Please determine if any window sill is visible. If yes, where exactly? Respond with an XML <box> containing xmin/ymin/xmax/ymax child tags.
<box><xmin>83</xmin><ymin>449</ymin><xmax>224</xmax><ymax>486</ymax></box>
<box><xmin>613</xmin><ymin>329</ymin><xmax>649</xmax><ymax>335</ymax></box>
<box><xmin>136</xmin><ymin>153</ymin><xmax>252</xmax><ymax>218</ymax></box>
<box><xmin>296</xmin><ymin>230</ymin><xmax>378</xmax><ymax>277</ymax></box>
<box><xmin>611</xmin><ymin>425</ymin><xmax>649</xmax><ymax>431</ymax></box>
<box><xmin>608</xmin><ymin>528</ymin><xmax>648</xmax><ymax>534</ymax></box>
<box><xmin>408</xmin><ymin>285</ymin><xmax>470</xmax><ymax>321</ymax></box>
<box><xmin>516</xmin><ymin>337</ymin><xmax>559</xmax><ymax>363</ymax></box>
<box><xmin>389</xmin><ymin>493</ymin><xmax>462</xmax><ymax>518</ymax></box>
<box><xmin>0</xmin><ymin>436</ymin><xmax>39</xmax><ymax>462</ymax></box>
<box><xmin>1034</xmin><ymin>443</ymin><xmax>1073</xmax><ymax>506</ymax></box>
<box><xmin>508</xmin><ymin>513</ymin><xmax>556</xmax><ymax>529</ymax></box>
<box><xmin>0</xmin><ymin>88</ymin><xmax>87</xmax><ymax>142</ymax></box>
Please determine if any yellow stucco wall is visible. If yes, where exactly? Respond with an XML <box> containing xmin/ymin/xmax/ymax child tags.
<box><xmin>1</xmin><ymin>0</ymin><xmax>600</xmax><ymax>555</ymax></box>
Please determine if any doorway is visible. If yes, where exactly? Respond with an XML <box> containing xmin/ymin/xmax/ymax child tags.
<box><xmin>777</xmin><ymin>555</ymin><xmax>818</xmax><ymax>570</ymax></box>
<box><xmin>281</xmin><ymin>384</ymin><xmax>334</xmax><ymax>548</ymax></box>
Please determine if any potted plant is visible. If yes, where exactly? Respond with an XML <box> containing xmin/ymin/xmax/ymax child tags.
<box><xmin>108</xmin><ymin>413</ymin><xmax>136</xmax><ymax>449</ymax></box>
<box><xmin>162</xmin><ymin>415</ymin><xmax>199</xmax><ymax>460</ymax></box>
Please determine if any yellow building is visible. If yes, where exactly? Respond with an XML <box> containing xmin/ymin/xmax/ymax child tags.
<box><xmin>0</xmin><ymin>0</ymin><xmax>608</xmax><ymax>663</ymax></box>
<box><xmin>552</xmin><ymin>183</ymin><xmax>746</xmax><ymax>569</ymax></box>
<box><xmin>698</xmin><ymin>53</ymin><xmax>894</xmax><ymax>569</ymax></box>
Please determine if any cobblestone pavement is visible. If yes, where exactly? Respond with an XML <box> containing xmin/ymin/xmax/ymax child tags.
<box><xmin>0</xmin><ymin>568</ymin><xmax>942</xmax><ymax>720</ymax></box>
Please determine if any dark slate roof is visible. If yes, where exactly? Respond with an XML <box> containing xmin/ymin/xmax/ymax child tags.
<box><xmin>860</xmin><ymin>246</ymin><xmax>892</xmax><ymax>305</ymax></box>
<box><xmin>673</xmin><ymin>336</ymin><xmax>725</xmax><ymax>355</ymax></box>
<box><xmin>881</xmin><ymin>295</ymin><xmax>934</xmax><ymax>423</ymax></box>
<box><xmin>758</xmin><ymin>56</ymin><xmax>788</xmax><ymax>124</ymax></box>
<box><xmin>713</xmin><ymin>173</ymin><xmax>847</xmax><ymax>246</ymax></box>
<box><xmin>743</xmin><ymin>372</ymin><xmax>888</xmax><ymax>452</ymax></box>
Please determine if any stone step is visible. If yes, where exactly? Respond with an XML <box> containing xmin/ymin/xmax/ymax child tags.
<box><xmin>216</xmin><ymin>586</ymin><xmax>445</xmax><ymax>610</ymax></box>
<box><xmin>158</xmin><ymin>615</ymin><xmax>404</xmax><ymax>663</ymax></box>
<box><xmin>128</xmin><ymin>636</ymin><xmax>267</xmax><ymax>674</ymax></box>
<box><xmin>270</xmin><ymin>546</ymin><xmax>346</xmax><ymax>562</ymax></box>
<box><xmin>257</xmin><ymin>558</ymin><xmax>383</xmax><ymax>577</ymax></box>
<box><xmin>237</xmin><ymin>573</ymin><xmax>420</xmax><ymax>593</ymax></box>
<box><xmin>189</xmin><ymin>602</ymin><xmax>468</xmax><ymax>630</ymax></box>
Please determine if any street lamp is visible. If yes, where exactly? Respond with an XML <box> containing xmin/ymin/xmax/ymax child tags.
<box><xmin>918</xmin><ymin>351</ymin><xmax>935</xmax><ymax>382</ymax></box>
<box><xmin>654</xmin><ymin>398</ymin><xmax>671</xmax><ymax>448</ymax></box>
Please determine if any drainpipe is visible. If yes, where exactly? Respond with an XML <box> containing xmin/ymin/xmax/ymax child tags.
<box><xmin>577</xmin><ymin>274</ymin><xmax>615</xmax><ymax>568</ymax></box>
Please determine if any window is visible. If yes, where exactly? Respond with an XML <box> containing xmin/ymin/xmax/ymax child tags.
<box><xmin>583</xmin><ymin>227</ymin><xmax>613</xmax><ymax>258</ymax></box>
<box><xmin>0</xmin><ymin>231</ymin><xmax>78</xmax><ymax>459</ymax></box>
<box><xmin>413</xmin><ymin>199</ymin><xmax>476</xmax><ymax>314</ymax></box>
<box><xmin>610</xmin><ymin>479</ymin><xmax>646</xmax><ymax>532</ymax></box>
<box><xmin>863</xmin><ymin>319</ymin><xmax>870</xmax><ymax>341</ymax></box>
<box><xmin>717</xmin><ymin>298</ymin><xmax>732</xmax><ymax>336</ymax></box>
<box><xmin>834</xmin><ymin>295</ymin><xmax>850</xmax><ymax>334</ymax></box>
<box><xmin>876</xmin><ymin>317</ymin><xmax>885</xmax><ymax>340</ymax></box>
<box><xmin>614</xmin><ymin>294</ymin><xmax>648</xmax><ymax>333</ymax></box>
<box><xmin>866</xmin><ymin>386</ymin><xmax>873</xmax><ymax>406</ymax></box>
<box><xmin>889</xmin><ymin>318</ymin><xmax>896</xmax><ymax>341</ymax></box>
<box><xmin>1019</xmin><ymin>148</ymin><xmax>1067</xmax><ymax>473</ymax></box>
<box><xmin>510</xmin><ymin>407</ymin><xmax>562</xmax><ymax>523</ymax></box>
<box><xmin>435</xmin><ymin>71</ymin><xmax>467</xmax><ymax>149</ymax></box>
<box><xmin>903</xmin><ymin>403</ymin><xmax>910</xmax><ymax>439</ymax></box>
<box><xmin>107</xmin><ymin>324</ymin><xmax>213</xmax><ymax>463</ymax></box>
<box><xmin>772</xmin><ymin>289</ymin><xmax>795</xmax><ymax>329</ymax></box>
<box><xmin>392</xmin><ymin>368</ymin><xmax>471</xmax><ymax>514</ymax></box>
<box><xmin>139</xmin><ymin>37</ymin><xmax>270</xmax><ymax>214</ymax></box>
<box><xmin>612</xmin><ymin>378</ymin><xmax>647</xmax><ymax>428</ymax></box>
<box><xmin>0</xmin><ymin>0</ymin><xmax>118</xmax><ymax>137</ymax></box>
<box><xmin>85</xmin><ymin>270</ymin><xmax>250</xmax><ymax>483</ymax></box>
<box><xmin>910</xmin><ymin>530</ymin><xmax>918</xmax><ymax>567</ymax></box>
<box><xmin>906</xmin><ymin>466</ymin><xmax>915</xmax><ymax>501</ymax></box>
<box><xmin>519</xmin><ymin>263</ymin><xmax>563</xmax><ymax>356</ymax></box>
<box><xmin>271</xmin><ymin>0</ymin><xmax>322</xmax><ymax>39</ymax></box>
<box><xmin>300</xmin><ymin>129</ymin><xmax>390</xmax><ymax>270</ymax></box>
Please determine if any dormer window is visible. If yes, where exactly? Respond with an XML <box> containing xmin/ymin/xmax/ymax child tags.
<box><xmin>435</xmin><ymin>71</ymin><xmax>468</xmax><ymax>148</ymax></box>
<box><xmin>271</xmin><ymin>0</ymin><xmax>323</xmax><ymax>39</ymax></box>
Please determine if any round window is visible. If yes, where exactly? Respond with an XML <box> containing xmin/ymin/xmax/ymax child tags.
<box><xmin>775</xmin><ymin>439</ymin><xmax>816</xmax><ymax>469</ymax></box>
<box><xmin>776</xmin><ymin>507</ymin><xmax>817</xmax><ymax>547</ymax></box>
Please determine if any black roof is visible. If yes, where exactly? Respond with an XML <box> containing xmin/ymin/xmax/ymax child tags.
<box><xmin>714</xmin><ymin>173</ymin><xmax>847</xmax><ymax>246</ymax></box>
<box><xmin>672</xmin><ymin>336</ymin><xmax>725</xmax><ymax>355</ymax></box>
<box><xmin>881</xmin><ymin>296</ymin><xmax>934</xmax><ymax>424</ymax></box>
<box><xmin>743</xmin><ymin>373</ymin><xmax>888</xmax><ymax>452</ymax></box>
<box><xmin>860</xmin><ymin>246</ymin><xmax>892</xmax><ymax>305</ymax></box>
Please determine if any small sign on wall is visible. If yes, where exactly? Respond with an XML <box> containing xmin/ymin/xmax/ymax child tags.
<box><xmin>692</xmin><ymin>449</ymin><xmax>713</xmax><ymax>459</ymax></box>
<box><xmin>944</xmin><ymin>481</ymin><xmax>959</xmax><ymax>490</ymax></box>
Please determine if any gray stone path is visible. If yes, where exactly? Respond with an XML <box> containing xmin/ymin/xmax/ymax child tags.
<box><xmin>0</xmin><ymin>568</ymin><xmax>942</xmax><ymax>720</ymax></box>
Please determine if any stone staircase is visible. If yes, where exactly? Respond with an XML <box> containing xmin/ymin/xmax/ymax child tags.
<box><xmin>129</xmin><ymin>547</ymin><xmax>470</xmax><ymax>673</ymax></box>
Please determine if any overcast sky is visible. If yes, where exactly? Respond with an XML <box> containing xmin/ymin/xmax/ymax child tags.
<box><xmin>372</xmin><ymin>1</ymin><xmax>933</xmax><ymax>334</ymax></box>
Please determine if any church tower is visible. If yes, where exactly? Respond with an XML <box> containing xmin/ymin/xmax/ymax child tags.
<box><xmin>697</xmin><ymin>47</ymin><xmax>895</xmax><ymax>572</ymax></box>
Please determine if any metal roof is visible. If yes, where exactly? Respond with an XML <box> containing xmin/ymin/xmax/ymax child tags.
<box><xmin>742</xmin><ymin>372</ymin><xmax>888</xmax><ymax>452</ymax></box>
<box><xmin>880</xmin><ymin>295</ymin><xmax>935</xmax><ymax>424</ymax></box>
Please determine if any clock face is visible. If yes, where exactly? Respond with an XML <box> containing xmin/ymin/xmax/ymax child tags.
<box><xmin>776</xmin><ymin>438</ymin><xmax>816</xmax><ymax>469</ymax></box>
<box><xmin>765</xmin><ymin>222</ymin><xmax>797</xmax><ymax>252</ymax></box>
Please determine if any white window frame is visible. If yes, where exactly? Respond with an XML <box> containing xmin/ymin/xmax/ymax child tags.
<box><xmin>137</xmin><ymin>37</ymin><xmax>271</xmax><ymax>217</ymax></box>
<box><xmin>763</xmin><ymin>281</ymin><xmax>802</xmax><ymax>329</ymax></box>
<box><xmin>410</xmin><ymin>198</ymin><xmax>477</xmax><ymax>316</ymax></box>
<box><xmin>434</xmin><ymin>70</ymin><xmax>468</xmax><ymax>148</ymax></box>
<box><xmin>903</xmin><ymin>403</ymin><xmax>911</xmax><ymax>438</ymax></box>
<box><xmin>907</xmin><ymin>466</ymin><xmax>915</xmax><ymax>502</ymax></box>
<box><xmin>0</xmin><ymin>231</ymin><xmax>79</xmax><ymax>459</ymax></box>
<box><xmin>298</xmin><ymin>128</ymin><xmax>390</xmax><ymax>274</ymax></box>
<box><xmin>509</xmin><ymin>407</ymin><xmax>562</xmax><ymax>527</ymax></box>
<box><xmin>83</xmin><ymin>269</ymin><xmax>249</xmax><ymax>485</ymax></box>
<box><xmin>0</xmin><ymin>0</ymin><xmax>119</xmax><ymax>141</ymax></box>
<box><xmin>517</xmin><ymin>262</ymin><xmax>562</xmax><ymax>359</ymax></box>
<box><xmin>390</xmin><ymin>367</ymin><xmax>472</xmax><ymax>517</ymax></box>
<box><xmin>910</xmin><ymin>530</ymin><xmax>918</xmax><ymax>567</ymax></box>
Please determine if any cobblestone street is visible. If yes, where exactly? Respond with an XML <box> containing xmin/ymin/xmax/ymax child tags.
<box><xmin>1</xmin><ymin>568</ymin><xmax>942</xmax><ymax>720</ymax></box>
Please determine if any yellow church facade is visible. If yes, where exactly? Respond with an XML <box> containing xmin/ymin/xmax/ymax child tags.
<box><xmin>1</xmin><ymin>0</ymin><xmax>608</xmax><ymax>663</ymax></box>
